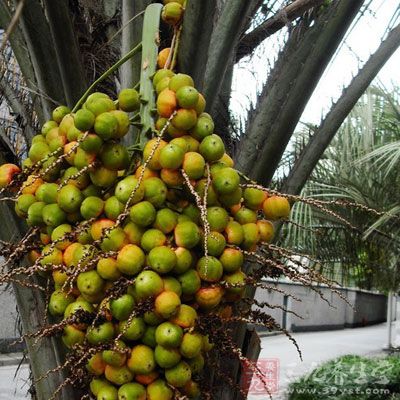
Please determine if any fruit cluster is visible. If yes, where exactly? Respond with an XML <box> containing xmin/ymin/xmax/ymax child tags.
<box><xmin>0</xmin><ymin>1</ymin><xmax>292</xmax><ymax>399</ymax></box>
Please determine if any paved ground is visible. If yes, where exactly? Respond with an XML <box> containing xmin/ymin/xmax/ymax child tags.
<box><xmin>0</xmin><ymin>323</ymin><xmax>393</xmax><ymax>399</ymax></box>
<box><xmin>248</xmin><ymin>322</ymin><xmax>389</xmax><ymax>399</ymax></box>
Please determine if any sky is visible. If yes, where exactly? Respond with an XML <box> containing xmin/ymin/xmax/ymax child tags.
<box><xmin>231</xmin><ymin>0</ymin><xmax>400</xmax><ymax>125</ymax></box>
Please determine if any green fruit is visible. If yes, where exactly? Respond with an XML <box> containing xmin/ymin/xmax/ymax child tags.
<box><xmin>118</xmin><ymin>88</ymin><xmax>140</xmax><ymax>112</ymax></box>
<box><xmin>119</xmin><ymin>317</ymin><xmax>146</xmax><ymax>341</ymax></box>
<box><xmin>118</xmin><ymin>382</ymin><xmax>146</xmax><ymax>400</ymax></box>
<box><xmin>80</xmin><ymin>196</ymin><xmax>105</xmax><ymax>219</ymax></box>
<box><xmin>42</xmin><ymin>203</ymin><xmax>67</xmax><ymax>226</ymax></box>
<box><xmin>58</xmin><ymin>184</ymin><xmax>83</xmax><ymax>213</ymax></box>
<box><xmin>155</xmin><ymin>322</ymin><xmax>183</xmax><ymax>348</ymax></box>
<box><xmin>130</xmin><ymin>201</ymin><xmax>156</xmax><ymax>227</ymax></box>
<box><xmin>100</xmin><ymin>143</ymin><xmax>129</xmax><ymax>171</ymax></box>
<box><xmin>94</xmin><ymin>112</ymin><xmax>119</xmax><ymax>140</ymax></box>
<box><xmin>148</xmin><ymin>246</ymin><xmax>177</xmax><ymax>274</ymax></box>
<box><xmin>74</xmin><ymin>109</ymin><xmax>95</xmax><ymax>131</ymax></box>
<box><xmin>27</xmin><ymin>201</ymin><xmax>45</xmax><ymax>226</ymax></box>
<box><xmin>16</xmin><ymin>194</ymin><xmax>36</xmax><ymax>214</ymax></box>
<box><xmin>110</xmin><ymin>294</ymin><xmax>135</xmax><ymax>321</ymax></box>
<box><xmin>135</xmin><ymin>271</ymin><xmax>164</xmax><ymax>299</ymax></box>
<box><xmin>165</xmin><ymin>361</ymin><xmax>192</xmax><ymax>387</ymax></box>
<box><xmin>155</xmin><ymin>345</ymin><xmax>181</xmax><ymax>368</ymax></box>
<box><xmin>77</xmin><ymin>270</ymin><xmax>104</xmax><ymax>296</ymax></box>
<box><xmin>199</xmin><ymin>134</ymin><xmax>225</xmax><ymax>162</ymax></box>
<box><xmin>35</xmin><ymin>182</ymin><xmax>58</xmax><ymax>203</ymax></box>
<box><xmin>48</xmin><ymin>290</ymin><xmax>74</xmax><ymax>316</ymax></box>
<box><xmin>87</xmin><ymin>322</ymin><xmax>115</xmax><ymax>345</ymax></box>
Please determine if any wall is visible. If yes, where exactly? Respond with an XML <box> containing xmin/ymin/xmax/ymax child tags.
<box><xmin>255</xmin><ymin>280</ymin><xmax>390</xmax><ymax>332</ymax></box>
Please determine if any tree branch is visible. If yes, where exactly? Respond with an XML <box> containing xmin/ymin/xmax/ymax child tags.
<box><xmin>281</xmin><ymin>22</ymin><xmax>400</xmax><ymax>195</ymax></box>
<box><xmin>202</xmin><ymin>0</ymin><xmax>258</xmax><ymax>111</ymax></box>
<box><xmin>178</xmin><ymin>0</ymin><xmax>217</xmax><ymax>90</ymax></box>
<box><xmin>42</xmin><ymin>0</ymin><xmax>87</xmax><ymax>107</ymax></box>
<box><xmin>235</xmin><ymin>0</ymin><xmax>364</xmax><ymax>186</ymax></box>
<box><xmin>236</xmin><ymin>0</ymin><xmax>326</xmax><ymax>62</ymax></box>
<box><xmin>16</xmin><ymin>0</ymin><xmax>65</xmax><ymax>117</ymax></box>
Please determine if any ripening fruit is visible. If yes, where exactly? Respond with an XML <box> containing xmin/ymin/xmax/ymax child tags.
<box><xmin>244</xmin><ymin>187</ymin><xmax>267</xmax><ymax>210</ymax></box>
<box><xmin>118</xmin><ymin>88</ymin><xmax>140</xmax><ymax>112</ymax></box>
<box><xmin>110</xmin><ymin>110</ymin><xmax>131</xmax><ymax>138</ymax></box>
<box><xmin>157</xmin><ymin>48</ymin><xmax>171</xmax><ymax>69</ymax></box>
<box><xmin>195</xmin><ymin>286</ymin><xmax>224</xmax><ymax>310</ymax></box>
<box><xmin>206</xmin><ymin>207</ymin><xmax>229</xmax><ymax>232</ymax></box>
<box><xmin>170</xmin><ymin>304</ymin><xmax>197</xmax><ymax>328</ymax></box>
<box><xmin>180</xmin><ymin>332</ymin><xmax>203</xmax><ymax>359</ymax></box>
<box><xmin>162</xmin><ymin>2</ymin><xmax>184</xmax><ymax>25</ymax></box>
<box><xmin>241</xmin><ymin>223</ymin><xmax>260</xmax><ymax>250</ymax></box>
<box><xmin>140</xmin><ymin>229</ymin><xmax>166</xmax><ymax>252</ymax></box>
<box><xmin>52</xmin><ymin>106</ymin><xmax>71</xmax><ymax>124</ymax></box>
<box><xmin>148</xmin><ymin>246</ymin><xmax>177</xmax><ymax>274</ymax></box>
<box><xmin>153</xmin><ymin>69</ymin><xmax>175</xmax><ymax>87</ymax></box>
<box><xmin>104</xmin><ymin>365</ymin><xmax>134</xmax><ymax>386</ymax></box>
<box><xmin>143</xmin><ymin>138</ymin><xmax>168</xmax><ymax>170</ymax></box>
<box><xmin>127</xmin><ymin>345</ymin><xmax>156</xmax><ymax>375</ymax></box>
<box><xmin>147</xmin><ymin>379</ymin><xmax>173</xmax><ymax>400</ymax></box>
<box><xmin>90</xmin><ymin>166</ymin><xmax>118</xmax><ymax>187</ymax></box>
<box><xmin>155</xmin><ymin>290</ymin><xmax>181</xmax><ymax>318</ymax></box>
<box><xmin>115</xmin><ymin>175</ymin><xmax>145</xmax><ymax>204</ymax></box>
<box><xmin>182</xmin><ymin>151</ymin><xmax>205</xmax><ymax>179</ymax></box>
<box><xmin>80</xmin><ymin>133</ymin><xmax>103</xmax><ymax>154</ymax></box>
<box><xmin>116</xmin><ymin>244</ymin><xmax>145</xmax><ymax>275</ymax></box>
<box><xmin>262</xmin><ymin>195</ymin><xmax>291</xmax><ymax>220</ymax></box>
<box><xmin>219</xmin><ymin>248</ymin><xmax>243</xmax><ymax>273</ymax></box>
<box><xmin>257</xmin><ymin>219</ymin><xmax>274</xmax><ymax>242</ymax></box>
<box><xmin>174</xmin><ymin>221</ymin><xmax>201</xmax><ymax>248</ymax></box>
<box><xmin>169</xmin><ymin>73</ymin><xmax>194</xmax><ymax>92</ymax></box>
<box><xmin>196</xmin><ymin>256</ymin><xmax>223</xmax><ymax>282</ymax></box>
<box><xmin>172</xmin><ymin>108</ymin><xmax>197</xmax><ymax>131</ymax></box>
<box><xmin>156</xmin><ymin>89</ymin><xmax>177</xmax><ymax>118</ymax></box>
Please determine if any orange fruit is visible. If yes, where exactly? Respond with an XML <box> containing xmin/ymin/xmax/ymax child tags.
<box><xmin>155</xmin><ymin>291</ymin><xmax>181</xmax><ymax>318</ymax></box>
<box><xmin>123</xmin><ymin>221</ymin><xmax>144</xmax><ymax>245</ymax></box>
<box><xmin>157</xmin><ymin>48</ymin><xmax>171</xmax><ymax>69</ymax></box>
<box><xmin>156</xmin><ymin>89</ymin><xmax>177</xmax><ymax>118</ymax></box>
<box><xmin>116</xmin><ymin>244</ymin><xmax>145</xmax><ymax>275</ymax></box>
<box><xmin>86</xmin><ymin>352</ymin><xmax>106</xmax><ymax>376</ymax></box>
<box><xmin>162</xmin><ymin>2</ymin><xmax>184</xmax><ymax>25</ymax></box>
<box><xmin>143</xmin><ymin>138</ymin><xmax>168</xmax><ymax>170</ymax></box>
<box><xmin>195</xmin><ymin>286</ymin><xmax>224</xmax><ymax>310</ymax></box>
<box><xmin>257</xmin><ymin>220</ymin><xmax>274</xmax><ymax>242</ymax></box>
<box><xmin>160</xmin><ymin>168</ymin><xmax>184</xmax><ymax>187</ymax></box>
<box><xmin>174</xmin><ymin>221</ymin><xmax>200</xmax><ymax>248</ymax></box>
<box><xmin>170</xmin><ymin>304</ymin><xmax>197</xmax><ymax>328</ymax></box>
<box><xmin>262</xmin><ymin>195</ymin><xmax>291</xmax><ymax>220</ymax></box>
<box><xmin>224</xmin><ymin>220</ymin><xmax>244</xmax><ymax>245</ymax></box>
<box><xmin>58</xmin><ymin>114</ymin><xmax>75</xmax><ymax>136</ymax></box>
<box><xmin>135</xmin><ymin>165</ymin><xmax>159</xmax><ymax>180</ymax></box>
<box><xmin>219</xmin><ymin>248</ymin><xmax>243</xmax><ymax>273</ymax></box>
<box><xmin>135</xmin><ymin>371</ymin><xmax>159</xmax><ymax>386</ymax></box>
<box><xmin>182</xmin><ymin>151</ymin><xmax>205</xmax><ymax>179</ymax></box>
<box><xmin>127</xmin><ymin>345</ymin><xmax>156</xmax><ymax>375</ymax></box>
<box><xmin>104</xmin><ymin>365</ymin><xmax>133</xmax><ymax>386</ymax></box>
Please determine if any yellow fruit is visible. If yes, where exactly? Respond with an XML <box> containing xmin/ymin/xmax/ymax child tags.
<box><xmin>262</xmin><ymin>195</ymin><xmax>291</xmax><ymax>220</ymax></box>
<box><xmin>157</xmin><ymin>48</ymin><xmax>171</xmax><ymax>69</ymax></box>
<box><xmin>156</xmin><ymin>89</ymin><xmax>177</xmax><ymax>118</ymax></box>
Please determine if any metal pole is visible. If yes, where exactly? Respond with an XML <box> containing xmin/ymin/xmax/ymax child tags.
<box><xmin>387</xmin><ymin>291</ymin><xmax>393</xmax><ymax>349</ymax></box>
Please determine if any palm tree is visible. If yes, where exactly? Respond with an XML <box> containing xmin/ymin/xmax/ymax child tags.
<box><xmin>284</xmin><ymin>87</ymin><xmax>400</xmax><ymax>291</ymax></box>
<box><xmin>1</xmin><ymin>1</ymin><xmax>400</xmax><ymax>398</ymax></box>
